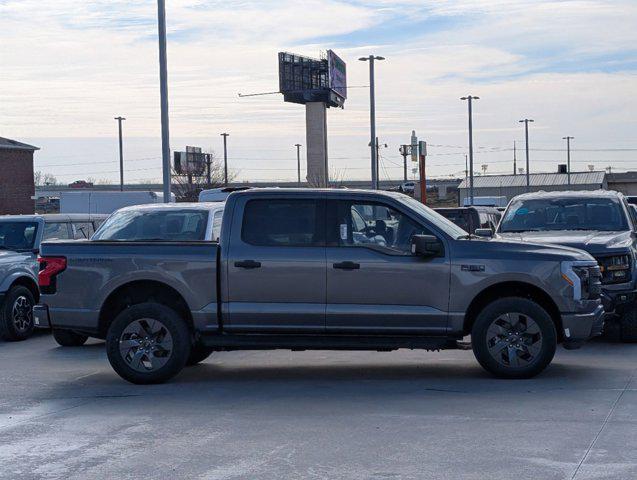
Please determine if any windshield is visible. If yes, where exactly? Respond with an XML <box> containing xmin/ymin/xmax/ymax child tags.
<box><xmin>397</xmin><ymin>195</ymin><xmax>468</xmax><ymax>238</ymax></box>
<box><xmin>500</xmin><ymin>197</ymin><xmax>629</xmax><ymax>232</ymax></box>
<box><xmin>93</xmin><ymin>209</ymin><xmax>210</xmax><ymax>241</ymax></box>
<box><xmin>0</xmin><ymin>222</ymin><xmax>38</xmax><ymax>251</ymax></box>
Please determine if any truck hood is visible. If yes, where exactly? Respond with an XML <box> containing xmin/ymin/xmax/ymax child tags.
<box><xmin>457</xmin><ymin>236</ymin><xmax>595</xmax><ymax>263</ymax></box>
<box><xmin>497</xmin><ymin>230</ymin><xmax>633</xmax><ymax>256</ymax></box>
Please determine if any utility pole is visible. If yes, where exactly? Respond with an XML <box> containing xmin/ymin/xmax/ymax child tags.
<box><xmin>399</xmin><ymin>145</ymin><xmax>410</xmax><ymax>182</ymax></box>
<box><xmin>359</xmin><ymin>55</ymin><xmax>385</xmax><ymax>189</ymax></box>
<box><xmin>461</xmin><ymin>95</ymin><xmax>479</xmax><ymax>205</ymax></box>
<box><xmin>562</xmin><ymin>136</ymin><xmax>574</xmax><ymax>185</ymax></box>
<box><xmin>513</xmin><ymin>140</ymin><xmax>517</xmax><ymax>175</ymax></box>
<box><xmin>295</xmin><ymin>143</ymin><xmax>302</xmax><ymax>186</ymax></box>
<box><xmin>114</xmin><ymin>116</ymin><xmax>125</xmax><ymax>191</ymax></box>
<box><xmin>519</xmin><ymin>119</ymin><xmax>534</xmax><ymax>191</ymax></box>
<box><xmin>220</xmin><ymin>133</ymin><xmax>229</xmax><ymax>186</ymax></box>
<box><xmin>465</xmin><ymin>154</ymin><xmax>468</xmax><ymax>183</ymax></box>
<box><xmin>157</xmin><ymin>0</ymin><xmax>171</xmax><ymax>203</ymax></box>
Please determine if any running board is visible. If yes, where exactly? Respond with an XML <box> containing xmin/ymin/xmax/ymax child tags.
<box><xmin>200</xmin><ymin>333</ymin><xmax>452</xmax><ymax>352</ymax></box>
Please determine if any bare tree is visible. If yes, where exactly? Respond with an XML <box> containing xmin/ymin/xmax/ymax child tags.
<box><xmin>34</xmin><ymin>171</ymin><xmax>59</xmax><ymax>186</ymax></box>
<box><xmin>171</xmin><ymin>155</ymin><xmax>236</xmax><ymax>202</ymax></box>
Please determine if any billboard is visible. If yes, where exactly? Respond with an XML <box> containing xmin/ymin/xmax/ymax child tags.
<box><xmin>174</xmin><ymin>146</ymin><xmax>208</xmax><ymax>176</ymax></box>
<box><xmin>278</xmin><ymin>51</ymin><xmax>346</xmax><ymax>108</ymax></box>
<box><xmin>327</xmin><ymin>50</ymin><xmax>347</xmax><ymax>100</ymax></box>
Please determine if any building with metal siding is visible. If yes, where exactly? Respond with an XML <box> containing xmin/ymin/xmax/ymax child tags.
<box><xmin>458</xmin><ymin>171</ymin><xmax>607</xmax><ymax>206</ymax></box>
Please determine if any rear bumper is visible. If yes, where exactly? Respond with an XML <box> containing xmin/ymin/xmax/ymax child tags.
<box><xmin>33</xmin><ymin>304</ymin><xmax>51</xmax><ymax>329</ymax></box>
<box><xmin>561</xmin><ymin>303</ymin><xmax>605</xmax><ymax>347</ymax></box>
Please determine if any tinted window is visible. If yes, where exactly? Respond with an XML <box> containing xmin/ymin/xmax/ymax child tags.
<box><xmin>43</xmin><ymin>222</ymin><xmax>71</xmax><ymax>240</ymax></box>
<box><xmin>242</xmin><ymin>199</ymin><xmax>323</xmax><ymax>246</ymax></box>
<box><xmin>93</xmin><ymin>210</ymin><xmax>209</xmax><ymax>241</ymax></box>
<box><xmin>436</xmin><ymin>209</ymin><xmax>471</xmax><ymax>233</ymax></box>
<box><xmin>332</xmin><ymin>200</ymin><xmax>430</xmax><ymax>255</ymax></box>
<box><xmin>0</xmin><ymin>222</ymin><xmax>38</xmax><ymax>251</ymax></box>
<box><xmin>500</xmin><ymin>197</ymin><xmax>629</xmax><ymax>232</ymax></box>
<box><xmin>72</xmin><ymin>222</ymin><xmax>92</xmax><ymax>239</ymax></box>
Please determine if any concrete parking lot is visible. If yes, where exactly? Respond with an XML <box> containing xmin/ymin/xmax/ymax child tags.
<box><xmin>0</xmin><ymin>333</ymin><xmax>635</xmax><ymax>480</ymax></box>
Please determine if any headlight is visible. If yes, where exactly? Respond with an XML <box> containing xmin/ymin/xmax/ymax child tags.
<box><xmin>561</xmin><ymin>260</ymin><xmax>600</xmax><ymax>301</ymax></box>
<box><xmin>596</xmin><ymin>254</ymin><xmax>632</xmax><ymax>284</ymax></box>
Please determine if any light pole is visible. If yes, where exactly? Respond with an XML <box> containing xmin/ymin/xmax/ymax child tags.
<box><xmin>295</xmin><ymin>143</ymin><xmax>302</xmax><ymax>186</ymax></box>
<box><xmin>114</xmin><ymin>116</ymin><xmax>125</xmax><ymax>191</ymax></box>
<box><xmin>563</xmin><ymin>136</ymin><xmax>574</xmax><ymax>185</ymax></box>
<box><xmin>157</xmin><ymin>0</ymin><xmax>171</xmax><ymax>202</ymax></box>
<box><xmin>220</xmin><ymin>133</ymin><xmax>229</xmax><ymax>186</ymax></box>
<box><xmin>461</xmin><ymin>95</ymin><xmax>479</xmax><ymax>205</ymax></box>
<box><xmin>359</xmin><ymin>55</ymin><xmax>385</xmax><ymax>190</ymax></box>
<box><xmin>519</xmin><ymin>119</ymin><xmax>534</xmax><ymax>191</ymax></box>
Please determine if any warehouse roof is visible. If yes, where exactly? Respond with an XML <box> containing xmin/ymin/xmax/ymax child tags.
<box><xmin>458</xmin><ymin>171</ymin><xmax>606</xmax><ymax>189</ymax></box>
<box><xmin>0</xmin><ymin>137</ymin><xmax>39</xmax><ymax>151</ymax></box>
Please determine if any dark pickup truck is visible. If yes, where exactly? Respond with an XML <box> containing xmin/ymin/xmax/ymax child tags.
<box><xmin>35</xmin><ymin>189</ymin><xmax>603</xmax><ymax>384</ymax></box>
<box><xmin>498</xmin><ymin>190</ymin><xmax>637</xmax><ymax>341</ymax></box>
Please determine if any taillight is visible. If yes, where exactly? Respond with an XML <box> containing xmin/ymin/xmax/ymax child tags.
<box><xmin>38</xmin><ymin>256</ymin><xmax>67</xmax><ymax>288</ymax></box>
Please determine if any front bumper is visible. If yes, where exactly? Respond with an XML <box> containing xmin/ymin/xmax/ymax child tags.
<box><xmin>33</xmin><ymin>304</ymin><xmax>51</xmax><ymax>329</ymax></box>
<box><xmin>601</xmin><ymin>288</ymin><xmax>637</xmax><ymax>314</ymax></box>
<box><xmin>561</xmin><ymin>303</ymin><xmax>605</xmax><ymax>347</ymax></box>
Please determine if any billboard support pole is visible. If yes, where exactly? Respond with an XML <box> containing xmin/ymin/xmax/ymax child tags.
<box><xmin>419</xmin><ymin>141</ymin><xmax>427</xmax><ymax>205</ymax></box>
<box><xmin>157</xmin><ymin>0</ymin><xmax>171</xmax><ymax>203</ymax></box>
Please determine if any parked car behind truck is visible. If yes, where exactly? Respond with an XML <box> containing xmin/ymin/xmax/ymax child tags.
<box><xmin>498</xmin><ymin>190</ymin><xmax>637</xmax><ymax>341</ymax></box>
<box><xmin>0</xmin><ymin>214</ymin><xmax>106</xmax><ymax>341</ymax></box>
<box><xmin>35</xmin><ymin>189</ymin><xmax>603</xmax><ymax>384</ymax></box>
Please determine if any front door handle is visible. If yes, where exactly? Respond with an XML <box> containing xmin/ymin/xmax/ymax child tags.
<box><xmin>234</xmin><ymin>260</ymin><xmax>261</xmax><ymax>269</ymax></box>
<box><xmin>333</xmin><ymin>261</ymin><xmax>360</xmax><ymax>270</ymax></box>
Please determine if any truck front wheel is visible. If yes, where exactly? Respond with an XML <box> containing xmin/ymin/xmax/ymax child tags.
<box><xmin>0</xmin><ymin>286</ymin><xmax>35</xmax><ymax>341</ymax></box>
<box><xmin>471</xmin><ymin>298</ymin><xmax>557</xmax><ymax>379</ymax></box>
<box><xmin>106</xmin><ymin>303</ymin><xmax>191</xmax><ymax>384</ymax></box>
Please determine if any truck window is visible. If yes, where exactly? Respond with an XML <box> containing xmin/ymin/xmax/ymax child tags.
<box><xmin>93</xmin><ymin>210</ymin><xmax>209</xmax><ymax>241</ymax></box>
<box><xmin>0</xmin><ymin>222</ymin><xmax>38</xmax><ymax>251</ymax></box>
<box><xmin>72</xmin><ymin>222</ymin><xmax>92</xmax><ymax>239</ymax></box>
<box><xmin>43</xmin><ymin>222</ymin><xmax>71</xmax><ymax>240</ymax></box>
<box><xmin>332</xmin><ymin>200</ymin><xmax>430</xmax><ymax>255</ymax></box>
<box><xmin>212</xmin><ymin>210</ymin><xmax>223</xmax><ymax>241</ymax></box>
<box><xmin>242</xmin><ymin>199</ymin><xmax>323</xmax><ymax>246</ymax></box>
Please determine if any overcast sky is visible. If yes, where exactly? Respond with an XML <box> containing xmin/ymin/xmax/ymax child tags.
<box><xmin>1</xmin><ymin>0</ymin><xmax>636</xmax><ymax>184</ymax></box>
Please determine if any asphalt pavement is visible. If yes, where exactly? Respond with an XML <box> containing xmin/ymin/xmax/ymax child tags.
<box><xmin>0</xmin><ymin>332</ymin><xmax>635</xmax><ymax>480</ymax></box>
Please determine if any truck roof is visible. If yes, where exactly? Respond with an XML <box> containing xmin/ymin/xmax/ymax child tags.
<box><xmin>511</xmin><ymin>189</ymin><xmax>623</xmax><ymax>201</ymax></box>
<box><xmin>0</xmin><ymin>213</ymin><xmax>107</xmax><ymax>222</ymax></box>
<box><xmin>230</xmin><ymin>187</ymin><xmax>410</xmax><ymax>200</ymax></box>
<box><xmin>114</xmin><ymin>202</ymin><xmax>225</xmax><ymax>213</ymax></box>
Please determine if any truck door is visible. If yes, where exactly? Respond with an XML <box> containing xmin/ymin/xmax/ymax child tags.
<box><xmin>225</xmin><ymin>196</ymin><xmax>326</xmax><ymax>332</ymax></box>
<box><xmin>325</xmin><ymin>198</ymin><xmax>450</xmax><ymax>334</ymax></box>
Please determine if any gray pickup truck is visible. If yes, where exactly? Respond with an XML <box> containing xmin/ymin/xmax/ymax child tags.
<box><xmin>35</xmin><ymin>189</ymin><xmax>604</xmax><ymax>384</ymax></box>
<box><xmin>0</xmin><ymin>214</ymin><xmax>105</xmax><ymax>341</ymax></box>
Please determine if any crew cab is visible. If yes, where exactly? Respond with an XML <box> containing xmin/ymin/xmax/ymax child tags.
<box><xmin>497</xmin><ymin>190</ymin><xmax>637</xmax><ymax>342</ymax></box>
<box><xmin>0</xmin><ymin>213</ymin><xmax>105</xmax><ymax>341</ymax></box>
<box><xmin>35</xmin><ymin>189</ymin><xmax>603</xmax><ymax>384</ymax></box>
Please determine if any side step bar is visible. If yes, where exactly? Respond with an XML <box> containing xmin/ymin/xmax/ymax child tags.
<box><xmin>200</xmin><ymin>333</ymin><xmax>453</xmax><ymax>352</ymax></box>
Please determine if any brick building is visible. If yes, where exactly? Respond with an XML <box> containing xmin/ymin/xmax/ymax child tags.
<box><xmin>0</xmin><ymin>137</ymin><xmax>39</xmax><ymax>214</ymax></box>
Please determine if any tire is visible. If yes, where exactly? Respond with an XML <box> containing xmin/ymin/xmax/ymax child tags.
<box><xmin>620</xmin><ymin>309</ymin><xmax>637</xmax><ymax>343</ymax></box>
<box><xmin>186</xmin><ymin>343</ymin><xmax>214</xmax><ymax>366</ymax></box>
<box><xmin>53</xmin><ymin>329</ymin><xmax>89</xmax><ymax>347</ymax></box>
<box><xmin>0</xmin><ymin>286</ymin><xmax>36</xmax><ymax>341</ymax></box>
<box><xmin>472</xmin><ymin>297</ymin><xmax>557</xmax><ymax>379</ymax></box>
<box><xmin>106</xmin><ymin>303</ymin><xmax>191</xmax><ymax>384</ymax></box>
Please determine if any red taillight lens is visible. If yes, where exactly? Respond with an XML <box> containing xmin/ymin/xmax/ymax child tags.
<box><xmin>38</xmin><ymin>256</ymin><xmax>67</xmax><ymax>287</ymax></box>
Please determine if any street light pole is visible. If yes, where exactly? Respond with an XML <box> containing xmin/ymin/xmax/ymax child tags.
<box><xmin>461</xmin><ymin>95</ymin><xmax>479</xmax><ymax>205</ymax></box>
<box><xmin>114</xmin><ymin>116</ymin><xmax>125</xmax><ymax>191</ymax></box>
<box><xmin>220</xmin><ymin>133</ymin><xmax>229</xmax><ymax>186</ymax></box>
<box><xmin>295</xmin><ymin>143</ymin><xmax>302</xmax><ymax>186</ymax></box>
<box><xmin>359</xmin><ymin>55</ymin><xmax>385</xmax><ymax>190</ymax></box>
<box><xmin>563</xmin><ymin>136</ymin><xmax>574</xmax><ymax>185</ymax></box>
<box><xmin>519</xmin><ymin>119</ymin><xmax>534</xmax><ymax>191</ymax></box>
<box><xmin>157</xmin><ymin>0</ymin><xmax>171</xmax><ymax>203</ymax></box>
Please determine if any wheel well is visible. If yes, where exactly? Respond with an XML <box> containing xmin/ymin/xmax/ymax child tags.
<box><xmin>11</xmin><ymin>277</ymin><xmax>40</xmax><ymax>303</ymax></box>
<box><xmin>463</xmin><ymin>282</ymin><xmax>563</xmax><ymax>341</ymax></box>
<box><xmin>98</xmin><ymin>280</ymin><xmax>192</xmax><ymax>337</ymax></box>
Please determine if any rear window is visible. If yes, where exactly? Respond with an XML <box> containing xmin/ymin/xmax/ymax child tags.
<box><xmin>242</xmin><ymin>199</ymin><xmax>323</xmax><ymax>246</ymax></box>
<box><xmin>0</xmin><ymin>222</ymin><xmax>38</xmax><ymax>251</ymax></box>
<box><xmin>93</xmin><ymin>210</ymin><xmax>209</xmax><ymax>241</ymax></box>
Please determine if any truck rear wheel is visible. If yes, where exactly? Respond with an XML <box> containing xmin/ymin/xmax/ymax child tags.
<box><xmin>53</xmin><ymin>329</ymin><xmax>89</xmax><ymax>347</ymax></box>
<box><xmin>0</xmin><ymin>286</ymin><xmax>35</xmax><ymax>342</ymax></box>
<box><xmin>472</xmin><ymin>298</ymin><xmax>556</xmax><ymax>379</ymax></box>
<box><xmin>106</xmin><ymin>303</ymin><xmax>191</xmax><ymax>384</ymax></box>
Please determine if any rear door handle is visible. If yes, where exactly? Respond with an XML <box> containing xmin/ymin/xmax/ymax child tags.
<box><xmin>333</xmin><ymin>261</ymin><xmax>360</xmax><ymax>270</ymax></box>
<box><xmin>234</xmin><ymin>260</ymin><xmax>261</xmax><ymax>269</ymax></box>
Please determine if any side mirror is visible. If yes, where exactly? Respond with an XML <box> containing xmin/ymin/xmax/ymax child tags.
<box><xmin>411</xmin><ymin>235</ymin><xmax>443</xmax><ymax>257</ymax></box>
<box><xmin>474</xmin><ymin>228</ymin><xmax>494</xmax><ymax>238</ymax></box>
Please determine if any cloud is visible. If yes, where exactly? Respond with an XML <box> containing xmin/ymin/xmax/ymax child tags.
<box><xmin>1</xmin><ymin>0</ymin><xmax>636</xmax><ymax>182</ymax></box>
